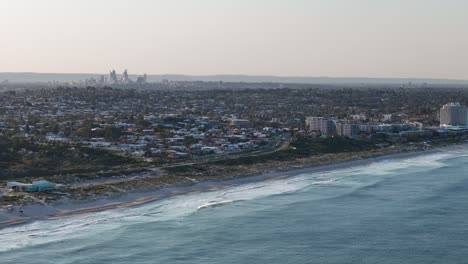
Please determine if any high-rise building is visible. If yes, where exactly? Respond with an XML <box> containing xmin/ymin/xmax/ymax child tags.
<box><xmin>305</xmin><ymin>117</ymin><xmax>336</xmax><ymax>135</ymax></box>
<box><xmin>121</xmin><ymin>69</ymin><xmax>129</xmax><ymax>84</ymax></box>
<box><xmin>439</xmin><ymin>103</ymin><xmax>467</xmax><ymax>127</ymax></box>
<box><xmin>109</xmin><ymin>70</ymin><xmax>118</xmax><ymax>84</ymax></box>
<box><xmin>336</xmin><ymin>123</ymin><xmax>360</xmax><ymax>138</ymax></box>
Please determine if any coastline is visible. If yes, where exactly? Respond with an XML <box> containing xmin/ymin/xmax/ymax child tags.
<box><xmin>1</xmin><ymin>143</ymin><xmax>467</xmax><ymax>230</ymax></box>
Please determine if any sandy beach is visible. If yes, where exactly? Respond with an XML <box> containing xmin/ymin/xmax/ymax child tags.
<box><xmin>1</xmin><ymin>143</ymin><xmax>467</xmax><ymax>230</ymax></box>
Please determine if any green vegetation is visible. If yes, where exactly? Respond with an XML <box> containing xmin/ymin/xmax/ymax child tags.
<box><xmin>0</xmin><ymin>135</ymin><xmax>140</xmax><ymax>181</ymax></box>
<box><xmin>287</xmin><ymin>137</ymin><xmax>376</xmax><ymax>155</ymax></box>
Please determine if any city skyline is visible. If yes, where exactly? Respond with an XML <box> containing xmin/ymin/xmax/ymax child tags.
<box><xmin>1</xmin><ymin>0</ymin><xmax>468</xmax><ymax>79</ymax></box>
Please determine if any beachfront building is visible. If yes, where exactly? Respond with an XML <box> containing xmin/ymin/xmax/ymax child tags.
<box><xmin>336</xmin><ymin>123</ymin><xmax>360</xmax><ymax>138</ymax></box>
<box><xmin>306</xmin><ymin>117</ymin><xmax>336</xmax><ymax>135</ymax></box>
<box><xmin>440</xmin><ymin>103</ymin><xmax>468</xmax><ymax>127</ymax></box>
<box><xmin>7</xmin><ymin>181</ymin><xmax>56</xmax><ymax>192</ymax></box>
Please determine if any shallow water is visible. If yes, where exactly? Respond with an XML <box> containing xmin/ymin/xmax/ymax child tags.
<box><xmin>1</xmin><ymin>150</ymin><xmax>468</xmax><ymax>263</ymax></box>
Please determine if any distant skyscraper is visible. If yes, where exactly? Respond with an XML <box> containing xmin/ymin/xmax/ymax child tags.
<box><xmin>121</xmin><ymin>69</ymin><xmax>129</xmax><ymax>84</ymax></box>
<box><xmin>109</xmin><ymin>70</ymin><xmax>118</xmax><ymax>84</ymax></box>
<box><xmin>136</xmin><ymin>73</ymin><xmax>147</xmax><ymax>84</ymax></box>
<box><xmin>439</xmin><ymin>103</ymin><xmax>468</xmax><ymax>127</ymax></box>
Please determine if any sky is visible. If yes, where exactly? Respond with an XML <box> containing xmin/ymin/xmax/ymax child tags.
<box><xmin>0</xmin><ymin>0</ymin><xmax>468</xmax><ymax>79</ymax></box>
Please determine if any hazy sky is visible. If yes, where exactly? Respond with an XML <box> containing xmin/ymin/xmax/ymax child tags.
<box><xmin>1</xmin><ymin>0</ymin><xmax>468</xmax><ymax>79</ymax></box>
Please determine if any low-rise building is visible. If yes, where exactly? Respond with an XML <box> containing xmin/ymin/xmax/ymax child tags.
<box><xmin>7</xmin><ymin>181</ymin><xmax>56</xmax><ymax>192</ymax></box>
<box><xmin>230</xmin><ymin>119</ymin><xmax>251</xmax><ymax>129</ymax></box>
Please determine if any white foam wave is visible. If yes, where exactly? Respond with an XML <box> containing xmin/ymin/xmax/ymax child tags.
<box><xmin>324</xmin><ymin>152</ymin><xmax>456</xmax><ymax>178</ymax></box>
<box><xmin>0</xmin><ymin>176</ymin><xmax>331</xmax><ymax>252</ymax></box>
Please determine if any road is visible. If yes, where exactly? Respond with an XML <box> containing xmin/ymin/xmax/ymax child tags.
<box><xmin>69</xmin><ymin>133</ymin><xmax>292</xmax><ymax>188</ymax></box>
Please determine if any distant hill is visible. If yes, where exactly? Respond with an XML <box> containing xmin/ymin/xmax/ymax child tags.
<box><xmin>1</xmin><ymin>72</ymin><xmax>468</xmax><ymax>85</ymax></box>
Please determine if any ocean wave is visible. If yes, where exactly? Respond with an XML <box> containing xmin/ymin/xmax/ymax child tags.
<box><xmin>324</xmin><ymin>152</ymin><xmax>455</xmax><ymax>178</ymax></box>
<box><xmin>197</xmin><ymin>200</ymin><xmax>240</xmax><ymax>210</ymax></box>
<box><xmin>0</xmin><ymin>176</ymin><xmax>334</xmax><ymax>252</ymax></box>
<box><xmin>1</xmin><ymin>149</ymin><xmax>464</xmax><ymax>252</ymax></box>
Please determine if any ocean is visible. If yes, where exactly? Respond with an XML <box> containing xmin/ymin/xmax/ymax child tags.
<box><xmin>1</xmin><ymin>149</ymin><xmax>468</xmax><ymax>264</ymax></box>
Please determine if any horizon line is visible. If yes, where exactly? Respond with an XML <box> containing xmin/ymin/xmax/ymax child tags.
<box><xmin>1</xmin><ymin>71</ymin><xmax>468</xmax><ymax>82</ymax></box>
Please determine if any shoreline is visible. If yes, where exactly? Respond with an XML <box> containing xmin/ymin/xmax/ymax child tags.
<box><xmin>1</xmin><ymin>143</ymin><xmax>467</xmax><ymax>230</ymax></box>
